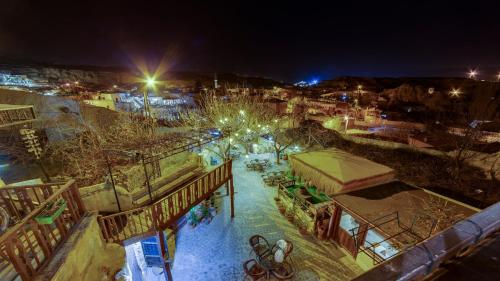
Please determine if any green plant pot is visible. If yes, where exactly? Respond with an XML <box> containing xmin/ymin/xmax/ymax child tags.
<box><xmin>35</xmin><ymin>199</ymin><xmax>67</xmax><ymax>225</ymax></box>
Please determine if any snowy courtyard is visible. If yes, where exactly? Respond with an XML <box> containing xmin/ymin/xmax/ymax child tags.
<box><xmin>170</xmin><ymin>153</ymin><xmax>363</xmax><ymax>281</ymax></box>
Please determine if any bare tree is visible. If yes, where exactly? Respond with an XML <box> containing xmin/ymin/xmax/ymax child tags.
<box><xmin>414</xmin><ymin>196</ymin><xmax>466</xmax><ymax>236</ymax></box>
<box><xmin>181</xmin><ymin>92</ymin><xmax>268</xmax><ymax>159</ymax></box>
<box><xmin>42</xmin><ymin>114</ymin><xmax>167</xmax><ymax>186</ymax></box>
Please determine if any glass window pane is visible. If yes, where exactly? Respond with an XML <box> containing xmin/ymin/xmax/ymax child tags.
<box><xmin>363</xmin><ymin>229</ymin><xmax>399</xmax><ymax>259</ymax></box>
<box><xmin>339</xmin><ymin>210</ymin><xmax>359</xmax><ymax>232</ymax></box>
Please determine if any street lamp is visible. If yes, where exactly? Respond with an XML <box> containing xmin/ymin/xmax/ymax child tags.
<box><xmin>449</xmin><ymin>88</ymin><xmax>462</xmax><ymax>97</ymax></box>
<box><xmin>468</xmin><ymin>69</ymin><xmax>477</xmax><ymax>79</ymax></box>
<box><xmin>356</xmin><ymin>84</ymin><xmax>363</xmax><ymax>98</ymax></box>
<box><xmin>143</xmin><ymin>76</ymin><xmax>156</xmax><ymax>118</ymax></box>
<box><xmin>146</xmin><ymin>77</ymin><xmax>156</xmax><ymax>88</ymax></box>
<box><xmin>497</xmin><ymin>72</ymin><xmax>500</xmax><ymax>82</ymax></box>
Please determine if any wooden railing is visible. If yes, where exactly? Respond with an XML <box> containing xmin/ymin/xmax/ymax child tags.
<box><xmin>277</xmin><ymin>181</ymin><xmax>315</xmax><ymax>218</ymax></box>
<box><xmin>98</xmin><ymin>160</ymin><xmax>233</xmax><ymax>243</ymax></box>
<box><xmin>0</xmin><ymin>105</ymin><xmax>36</xmax><ymax>128</ymax></box>
<box><xmin>0</xmin><ymin>180</ymin><xmax>86</xmax><ymax>281</ymax></box>
<box><xmin>0</xmin><ymin>182</ymin><xmax>66</xmax><ymax>224</ymax></box>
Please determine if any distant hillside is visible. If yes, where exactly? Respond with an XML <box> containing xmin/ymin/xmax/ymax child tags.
<box><xmin>0</xmin><ymin>62</ymin><xmax>284</xmax><ymax>88</ymax></box>
<box><xmin>0</xmin><ymin>88</ymin><xmax>119</xmax><ymax>130</ymax></box>
<box><xmin>320</xmin><ymin>76</ymin><xmax>500</xmax><ymax>122</ymax></box>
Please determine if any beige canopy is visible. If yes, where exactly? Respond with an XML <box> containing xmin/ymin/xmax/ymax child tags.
<box><xmin>289</xmin><ymin>148</ymin><xmax>395</xmax><ymax>195</ymax></box>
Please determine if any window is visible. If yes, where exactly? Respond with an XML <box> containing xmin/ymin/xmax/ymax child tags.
<box><xmin>363</xmin><ymin>229</ymin><xmax>399</xmax><ymax>259</ymax></box>
<box><xmin>339</xmin><ymin>210</ymin><xmax>359</xmax><ymax>233</ymax></box>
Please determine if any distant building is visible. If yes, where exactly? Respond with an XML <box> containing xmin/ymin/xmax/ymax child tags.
<box><xmin>82</xmin><ymin>93</ymin><xmax>117</xmax><ymax>110</ymax></box>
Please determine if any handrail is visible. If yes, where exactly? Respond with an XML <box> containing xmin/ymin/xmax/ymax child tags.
<box><xmin>98</xmin><ymin>160</ymin><xmax>233</xmax><ymax>243</ymax></box>
<box><xmin>0</xmin><ymin>179</ymin><xmax>86</xmax><ymax>281</ymax></box>
<box><xmin>0</xmin><ymin>182</ymin><xmax>67</xmax><ymax>190</ymax></box>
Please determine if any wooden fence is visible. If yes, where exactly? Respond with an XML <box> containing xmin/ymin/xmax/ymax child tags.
<box><xmin>0</xmin><ymin>180</ymin><xmax>85</xmax><ymax>281</ymax></box>
<box><xmin>98</xmin><ymin>160</ymin><xmax>233</xmax><ymax>243</ymax></box>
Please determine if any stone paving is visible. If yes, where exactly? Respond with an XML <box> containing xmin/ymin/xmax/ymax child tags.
<box><xmin>171</xmin><ymin>153</ymin><xmax>363</xmax><ymax>281</ymax></box>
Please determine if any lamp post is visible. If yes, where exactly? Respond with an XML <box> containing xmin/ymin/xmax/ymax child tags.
<box><xmin>143</xmin><ymin>76</ymin><xmax>156</xmax><ymax>118</ymax></box>
<box><xmin>357</xmin><ymin>84</ymin><xmax>363</xmax><ymax>99</ymax></box>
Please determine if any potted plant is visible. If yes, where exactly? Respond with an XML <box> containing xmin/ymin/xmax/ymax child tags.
<box><xmin>35</xmin><ymin>199</ymin><xmax>67</xmax><ymax>225</ymax></box>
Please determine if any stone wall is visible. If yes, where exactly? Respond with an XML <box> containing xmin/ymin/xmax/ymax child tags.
<box><xmin>35</xmin><ymin>213</ymin><xmax>125</xmax><ymax>281</ymax></box>
<box><xmin>342</xmin><ymin>135</ymin><xmax>446</xmax><ymax>157</ymax></box>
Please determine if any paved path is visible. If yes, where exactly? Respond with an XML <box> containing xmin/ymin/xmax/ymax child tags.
<box><xmin>171</xmin><ymin>153</ymin><xmax>363</xmax><ymax>281</ymax></box>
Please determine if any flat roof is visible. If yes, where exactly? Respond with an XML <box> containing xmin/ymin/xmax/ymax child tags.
<box><xmin>333</xmin><ymin>181</ymin><xmax>478</xmax><ymax>242</ymax></box>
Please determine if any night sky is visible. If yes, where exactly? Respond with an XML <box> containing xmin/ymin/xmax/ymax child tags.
<box><xmin>1</xmin><ymin>0</ymin><xmax>499</xmax><ymax>81</ymax></box>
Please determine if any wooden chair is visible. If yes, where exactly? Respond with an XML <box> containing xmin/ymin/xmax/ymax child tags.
<box><xmin>243</xmin><ymin>259</ymin><xmax>266</xmax><ymax>281</ymax></box>
<box><xmin>249</xmin><ymin>235</ymin><xmax>271</xmax><ymax>258</ymax></box>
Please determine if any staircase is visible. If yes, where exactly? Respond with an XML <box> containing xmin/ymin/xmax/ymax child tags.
<box><xmin>99</xmin><ymin>160</ymin><xmax>234</xmax><ymax>244</ymax></box>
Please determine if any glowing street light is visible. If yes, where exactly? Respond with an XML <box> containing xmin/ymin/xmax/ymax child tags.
<box><xmin>146</xmin><ymin>77</ymin><xmax>156</xmax><ymax>88</ymax></box>
<box><xmin>497</xmin><ymin>72</ymin><xmax>500</xmax><ymax>81</ymax></box>
<box><xmin>449</xmin><ymin>88</ymin><xmax>462</xmax><ymax>97</ymax></box>
<box><xmin>468</xmin><ymin>69</ymin><xmax>477</xmax><ymax>79</ymax></box>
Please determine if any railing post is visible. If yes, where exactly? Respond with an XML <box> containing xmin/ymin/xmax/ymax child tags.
<box><xmin>158</xmin><ymin>231</ymin><xmax>173</xmax><ymax>281</ymax></box>
<box><xmin>230</xmin><ymin>175</ymin><xmax>235</xmax><ymax>218</ymax></box>
<box><xmin>142</xmin><ymin>154</ymin><xmax>154</xmax><ymax>204</ymax></box>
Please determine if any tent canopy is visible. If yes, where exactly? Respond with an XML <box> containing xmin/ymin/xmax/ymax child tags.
<box><xmin>289</xmin><ymin>148</ymin><xmax>395</xmax><ymax>195</ymax></box>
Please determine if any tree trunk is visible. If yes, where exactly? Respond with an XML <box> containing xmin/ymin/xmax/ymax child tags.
<box><xmin>275</xmin><ymin>147</ymin><xmax>280</xmax><ymax>164</ymax></box>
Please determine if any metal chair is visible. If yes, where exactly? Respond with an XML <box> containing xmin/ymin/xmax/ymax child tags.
<box><xmin>243</xmin><ymin>259</ymin><xmax>266</xmax><ymax>281</ymax></box>
<box><xmin>271</xmin><ymin>261</ymin><xmax>295</xmax><ymax>280</ymax></box>
<box><xmin>249</xmin><ymin>235</ymin><xmax>271</xmax><ymax>258</ymax></box>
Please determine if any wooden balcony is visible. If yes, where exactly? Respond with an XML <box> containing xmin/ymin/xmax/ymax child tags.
<box><xmin>0</xmin><ymin>180</ymin><xmax>86</xmax><ymax>281</ymax></box>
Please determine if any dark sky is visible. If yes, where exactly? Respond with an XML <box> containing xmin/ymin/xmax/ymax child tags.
<box><xmin>1</xmin><ymin>0</ymin><xmax>499</xmax><ymax>81</ymax></box>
